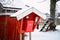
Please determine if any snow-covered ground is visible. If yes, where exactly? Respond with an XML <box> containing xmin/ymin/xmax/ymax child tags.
<box><xmin>25</xmin><ymin>25</ymin><xmax>60</xmax><ymax>40</ymax></box>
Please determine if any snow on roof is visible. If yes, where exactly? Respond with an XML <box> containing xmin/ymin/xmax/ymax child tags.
<box><xmin>10</xmin><ymin>6</ymin><xmax>30</xmax><ymax>16</ymax></box>
<box><xmin>0</xmin><ymin>0</ymin><xmax>25</xmax><ymax>8</ymax></box>
<box><xmin>11</xmin><ymin>7</ymin><xmax>46</xmax><ymax>20</ymax></box>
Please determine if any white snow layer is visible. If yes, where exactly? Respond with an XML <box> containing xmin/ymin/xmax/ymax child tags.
<box><xmin>25</xmin><ymin>25</ymin><xmax>60</xmax><ymax>40</ymax></box>
<box><xmin>0</xmin><ymin>0</ymin><xmax>25</xmax><ymax>8</ymax></box>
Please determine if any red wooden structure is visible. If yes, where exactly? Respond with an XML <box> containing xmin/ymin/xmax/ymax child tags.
<box><xmin>15</xmin><ymin>7</ymin><xmax>46</xmax><ymax>33</ymax></box>
<box><xmin>0</xmin><ymin>15</ymin><xmax>20</xmax><ymax>40</ymax></box>
<box><xmin>0</xmin><ymin>7</ymin><xmax>46</xmax><ymax>40</ymax></box>
<box><xmin>17</xmin><ymin>12</ymin><xmax>40</xmax><ymax>33</ymax></box>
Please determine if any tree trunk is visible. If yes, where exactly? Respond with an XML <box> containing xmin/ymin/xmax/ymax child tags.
<box><xmin>50</xmin><ymin>0</ymin><xmax>56</xmax><ymax>22</ymax></box>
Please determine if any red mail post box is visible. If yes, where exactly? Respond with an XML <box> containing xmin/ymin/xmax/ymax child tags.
<box><xmin>19</xmin><ymin>12</ymin><xmax>40</xmax><ymax>33</ymax></box>
<box><xmin>16</xmin><ymin>12</ymin><xmax>41</xmax><ymax>33</ymax></box>
<box><xmin>0</xmin><ymin>15</ymin><xmax>9</xmax><ymax>40</ymax></box>
<box><xmin>0</xmin><ymin>15</ymin><xmax>20</xmax><ymax>40</ymax></box>
<box><xmin>6</xmin><ymin>17</ymin><xmax>20</xmax><ymax>40</ymax></box>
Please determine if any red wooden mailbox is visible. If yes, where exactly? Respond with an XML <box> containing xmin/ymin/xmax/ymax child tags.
<box><xmin>0</xmin><ymin>15</ymin><xmax>9</xmax><ymax>40</ymax></box>
<box><xmin>23</xmin><ymin>12</ymin><xmax>40</xmax><ymax>32</ymax></box>
<box><xmin>0</xmin><ymin>15</ymin><xmax>20</xmax><ymax>40</ymax></box>
<box><xmin>6</xmin><ymin>17</ymin><xmax>20</xmax><ymax>40</ymax></box>
<box><xmin>11</xmin><ymin>7</ymin><xmax>46</xmax><ymax>33</ymax></box>
<box><xmin>17</xmin><ymin>12</ymin><xmax>40</xmax><ymax>33</ymax></box>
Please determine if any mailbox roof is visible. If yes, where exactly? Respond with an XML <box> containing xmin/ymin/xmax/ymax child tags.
<box><xmin>11</xmin><ymin>7</ymin><xmax>46</xmax><ymax>20</ymax></box>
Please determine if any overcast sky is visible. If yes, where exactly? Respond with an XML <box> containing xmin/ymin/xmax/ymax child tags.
<box><xmin>22</xmin><ymin>0</ymin><xmax>50</xmax><ymax>13</ymax></box>
<box><xmin>22</xmin><ymin>0</ymin><xmax>60</xmax><ymax>14</ymax></box>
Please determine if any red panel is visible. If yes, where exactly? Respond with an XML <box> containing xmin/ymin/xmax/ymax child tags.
<box><xmin>6</xmin><ymin>17</ymin><xmax>20</xmax><ymax>40</ymax></box>
<box><xmin>17</xmin><ymin>19</ymin><xmax>23</xmax><ymax>33</ymax></box>
<box><xmin>0</xmin><ymin>15</ymin><xmax>20</xmax><ymax>40</ymax></box>
<box><xmin>0</xmin><ymin>15</ymin><xmax>10</xmax><ymax>40</ymax></box>
<box><xmin>25</xmin><ymin>20</ymin><xmax>34</xmax><ymax>32</ymax></box>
